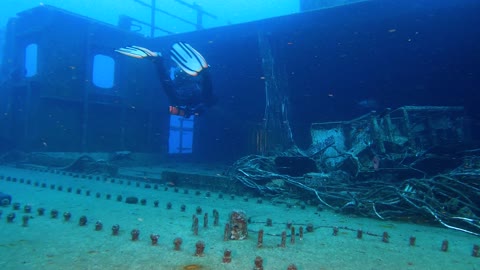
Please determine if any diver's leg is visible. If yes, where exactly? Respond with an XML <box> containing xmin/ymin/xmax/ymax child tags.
<box><xmin>200</xmin><ymin>69</ymin><xmax>215</xmax><ymax>106</ymax></box>
<box><xmin>152</xmin><ymin>57</ymin><xmax>180</xmax><ymax>105</ymax></box>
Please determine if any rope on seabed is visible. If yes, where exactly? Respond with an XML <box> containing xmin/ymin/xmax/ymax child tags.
<box><xmin>423</xmin><ymin>206</ymin><xmax>480</xmax><ymax>237</ymax></box>
<box><xmin>228</xmin><ymin>154</ymin><xmax>480</xmax><ymax>237</ymax></box>
<box><xmin>230</xmin><ymin>155</ymin><xmax>335</xmax><ymax>209</ymax></box>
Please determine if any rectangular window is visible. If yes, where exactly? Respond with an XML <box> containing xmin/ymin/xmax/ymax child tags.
<box><xmin>25</xmin><ymin>43</ymin><xmax>38</xmax><ymax>77</ymax></box>
<box><xmin>93</xmin><ymin>54</ymin><xmax>115</xmax><ymax>88</ymax></box>
<box><xmin>168</xmin><ymin>115</ymin><xmax>194</xmax><ymax>154</ymax></box>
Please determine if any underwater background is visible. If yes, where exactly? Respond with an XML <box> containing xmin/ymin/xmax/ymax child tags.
<box><xmin>1</xmin><ymin>0</ymin><xmax>479</xmax><ymax>162</ymax></box>
<box><xmin>1</xmin><ymin>0</ymin><xmax>480</xmax><ymax>269</ymax></box>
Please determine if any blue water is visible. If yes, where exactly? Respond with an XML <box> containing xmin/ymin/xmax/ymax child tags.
<box><xmin>1</xmin><ymin>1</ymin><xmax>480</xmax><ymax>269</ymax></box>
<box><xmin>0</xmin><ymin>0</ymin><xmax>300</xmax><ymax>36</ymax></box>
<box><xmin>0</xmin><ymin>0</ymin><xmax>478</xmax><ymax>157</ymax></box>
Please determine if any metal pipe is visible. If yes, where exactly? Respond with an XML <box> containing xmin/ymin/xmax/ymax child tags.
<box><xmin>175</xmin><ymin>0</ymin><xmax>218</xmax><ymax>19</ymax></box>
<box><xmin>129</xmin><ymin>17</ymin><xmax>173</xmax><ymax>34</ymax></box>
<box><xmin>135</xmin><ymin>0</ymin><xmax>197</xmax><ymax>26</ymax></box>
<box><xmin>150</xmin><ymin>0</ymin><xmax>156</xmax><ymax>37</ymax></box>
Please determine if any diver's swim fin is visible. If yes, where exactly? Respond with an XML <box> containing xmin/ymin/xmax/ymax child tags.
<box><xmin>115</xmin><ymin>46</ymin><xmax>160</xmax><ymax>59</ymax></box>
<box><xmin>170</xmin><ymin>42</ymin><xmax>208</xmax><ymax>76</ymax></box>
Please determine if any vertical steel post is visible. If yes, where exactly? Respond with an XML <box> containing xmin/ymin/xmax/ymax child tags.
<box><xmin>81</xmin><ymin>25</ymin><xmax>92</xmax><ymax>152</ymax></box>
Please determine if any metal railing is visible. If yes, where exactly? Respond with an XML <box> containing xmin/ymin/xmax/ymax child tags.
<box><xmin>127</xmin><ymin>0</ymin><xmax>217</xmax><ymax>37</ymax></box>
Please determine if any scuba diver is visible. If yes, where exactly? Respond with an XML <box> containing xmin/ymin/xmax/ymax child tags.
<box><xmin>115</xmin><ymin>42</ymin><xmax>215</xmax><ymax>118</ymax></box>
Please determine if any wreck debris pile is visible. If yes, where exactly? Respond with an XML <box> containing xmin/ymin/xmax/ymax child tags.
<box><xmin>229</xmin><ymin>106</ymin><xmax>480</xmax><ymax>236</ymax></box>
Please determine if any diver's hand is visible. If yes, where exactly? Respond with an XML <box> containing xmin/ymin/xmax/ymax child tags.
<box><xmin>170</xmin><ymin>42</ymin><xmax>208</xmax><ymax>76</ymax></box>
<box><xmin>115</xmin><ymin>46</ymin><xmax>161</xmax><ymax>59</ymax></box>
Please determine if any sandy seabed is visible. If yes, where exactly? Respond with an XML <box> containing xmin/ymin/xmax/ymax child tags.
<box><xmin>0</xmin><ymin>165</ymin><xmax>478</xmax><ymax>270</ymax></box>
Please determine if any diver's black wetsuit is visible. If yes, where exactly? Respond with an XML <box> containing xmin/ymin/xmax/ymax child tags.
<box><xmin>152</xmin><ymin>57</ymin><xmax>215</xmax><ymax>117</ymax></box>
